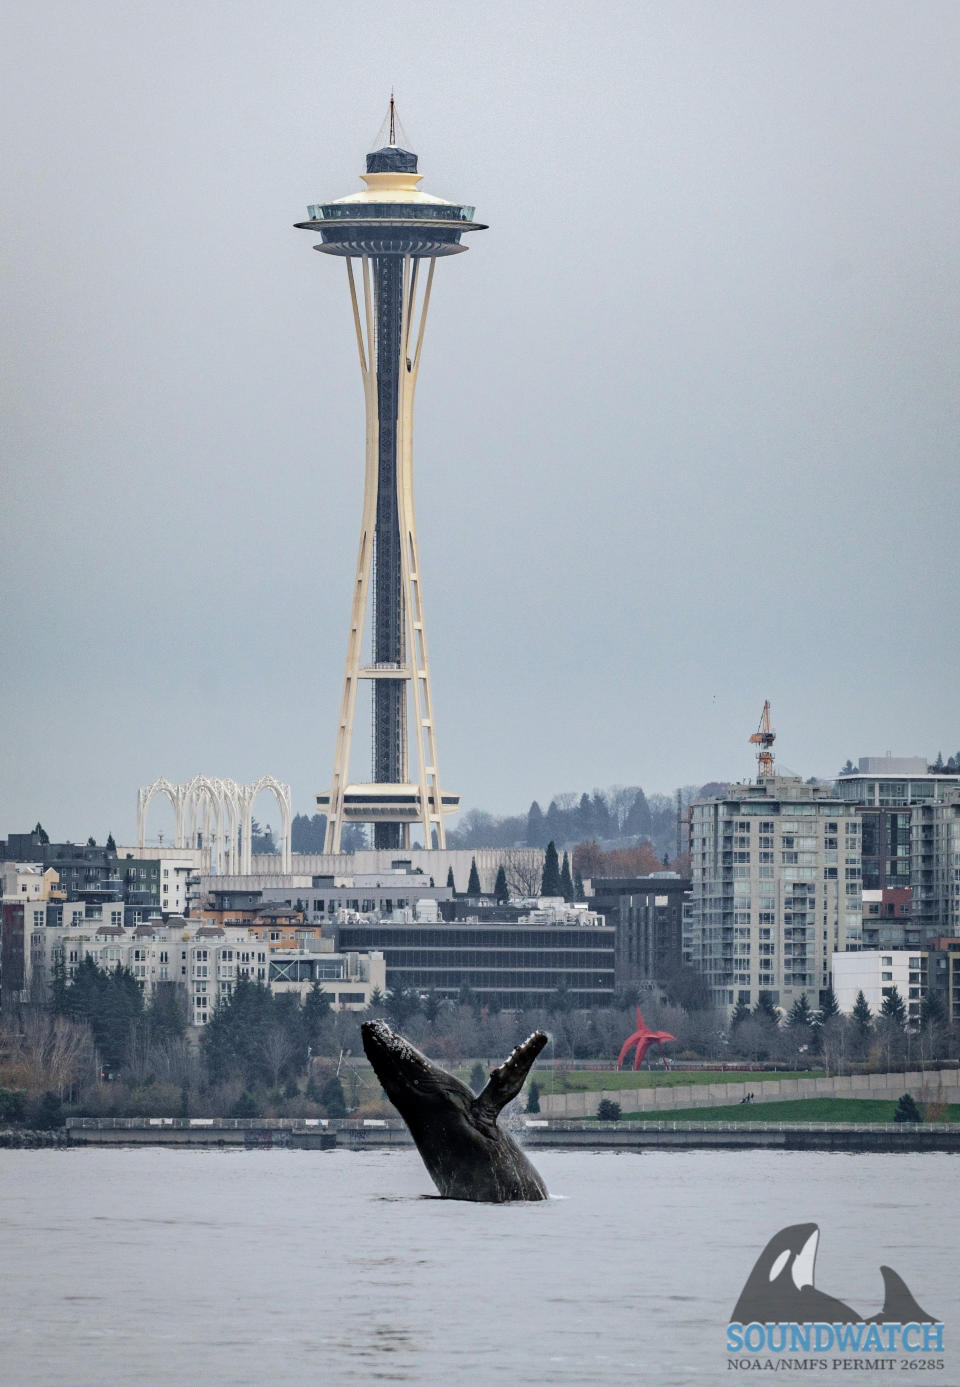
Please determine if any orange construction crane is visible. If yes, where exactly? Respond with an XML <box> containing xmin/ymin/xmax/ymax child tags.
<box><xmin>749</xmin><ymin>699</ymin><xmax>776</xmax><ymax>779</ymax></box>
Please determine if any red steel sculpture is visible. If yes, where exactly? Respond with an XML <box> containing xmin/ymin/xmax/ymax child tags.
<box><xmin>616</xmin><ymin>1006</ymin><xmax>677</xmax><ymax>1071</ymax></box>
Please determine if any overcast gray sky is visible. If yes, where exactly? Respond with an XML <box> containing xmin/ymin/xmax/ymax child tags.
<box><xmin>3</xmin><ymin>1</ymin><xmax>958</xmax><ymax>843</ymax></box>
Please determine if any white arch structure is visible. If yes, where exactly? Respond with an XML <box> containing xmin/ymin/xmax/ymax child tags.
<box><xmin>137</xmin><ymin>776</ymin><xmax>292</xmax><ymax>875</ymax></box>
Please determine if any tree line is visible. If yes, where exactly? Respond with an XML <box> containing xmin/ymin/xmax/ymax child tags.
<box><xmin>287</xmin><ymin>782</ymin><xmax>729</xmax><ymax>860</ymax></box>
<box><xmin>726</xmin><ymin>985</ymin><xmax>956</xmax><ymax>1073</ymax></box>
<box><xmin>3</xmin><ymin>959</ymin><xmax>957</xmax><ymax>1128</ymax></box>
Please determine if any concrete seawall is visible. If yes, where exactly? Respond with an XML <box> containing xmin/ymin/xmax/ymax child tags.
<box><xmin>58</xmin><ymin>1115</ymin><xmax>960</xmax><ymax>1154</ymax></box>
<box><xmin>65</xmin><ymin>1117</ymin><xmax>412</xmax><ymax>1149</ymax></box>
<box><xmin>538</xmin><ymin>1068</ymin><xmax>960</xmax><ymax>1119</ymax></box>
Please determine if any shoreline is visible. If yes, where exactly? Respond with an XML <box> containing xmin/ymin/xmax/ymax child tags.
<box><xmin>3</xmin><ymin>1118</ymin><xmax>958</xmax><ymax>1153</ymax></box>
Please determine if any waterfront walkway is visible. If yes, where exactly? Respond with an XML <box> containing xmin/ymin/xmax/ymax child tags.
<box><xmin>538</xmin><ymin>1066</ymin><xmax>960</xmax><ymax>1118</ymax></box>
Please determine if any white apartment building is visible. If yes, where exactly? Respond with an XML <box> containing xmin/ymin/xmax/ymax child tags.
<box><xmin>31</xmin><ymin>918</ymin><xmax>268</xmax><ymax>1027</ymax></box>
<box><xmin>832</xmin><ymin>948</ymin><xmax>927</xmax><ymax>1025</ymax></box>
<box><xmin>688</xmin><ymin>776</ymin><xmax>863</xmax><ymax>1013</ymax></box>
<box><xmin>30</xmin><ymin>917</ymin><xmax>382</xmax><ymax>1023</ymax></box>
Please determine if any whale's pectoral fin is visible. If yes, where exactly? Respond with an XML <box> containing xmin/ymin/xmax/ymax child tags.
<box><xmin>474</xmin><ymin>1030</ymin><xmax>549</xmax><ymax>1120</ymax></box>
<box><xmin>867</xmin><ymin>1266</ymin><xmax>936</xmax><ymax>1324</ymax></box>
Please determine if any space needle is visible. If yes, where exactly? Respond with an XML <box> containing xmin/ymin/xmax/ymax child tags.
<box><xmin>297</xmin><ymin>102</ymin><xmax>486</xmax><ymax>851</ymax></box>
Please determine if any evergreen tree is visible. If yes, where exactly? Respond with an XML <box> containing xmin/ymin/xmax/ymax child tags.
<box><xmin>541</xmin><ymin>841</ymin><xmax>562</xmax><ymax>897</ymax></box>
<box><xmin>730</xmin><ymin>998</ymin><xmax>751</xmax><ymax>1029</ymax></box>
<box><xmin>230</xmin><ymin>1090</ymin><xmax>262</xmax><ymax>1119</ymax></box>
<box><xmin>852</xmin><ymin>990</ymin><xmax>873</xmax><ymax>1035</ymax></box>
<box><xmin>526</xmin><ymin>1081</ymin><xmax>541</xmax><ymax>1114</ymax></box>
<box><xmin>591</xmin><ymin>792</ymin><xmax>612</xmax><ymax>839</ymax></box>
<box><xmin>578</xmin><ymin>792</ymin><xmax>594</xmax><ymax>840</ymax></box>
<box><xmin>753</xmin><ymin>992</ymin><xmax>779</xmax><ymax>1024</ymax></box>
<box><xmin>920</xmin><ymin>991</ymin><xmax>945</xmax><ymax>1028</ymax></box>
<box><xmin>33</xmin><ymin>822</ymin><xmax>50</xmax><ymax>845</ymax></box>
<box><xmin>145</xmin><ymin>983</ymin><xmax>187</xmax><ymax>1044</ymax></box>
<box><xmin>468</xmin><ymin>1062</ymin><xmax>486</xmax><ymax>1093</ymax></box>
<box><xmin>597</xmin><ymin>1098</ymin><xmax>622</xmax><ymax>1121</ymax></box>
<box><xmin>105</xmin><ymin>833</ymin><xmax>116</xmax><ymax>853</ymax></box>
<box><xmin>35</xmin><ymin>1091</ymin><xmax>65</xmax><ymax>1130</ymax></box>
<box><xmin>446</xmin><ymin>865</ymin><xmax>456</xmax><ymax>891</ymax></box>
<box><xmin>467</xmin><ymin>857</ymin><xmax>481</xmax><ymax>895</ymax></box>
<box><xmin>60</xmin><ymin>957</ymin><xmax>144</xmax><ymax>1074</ymax></box>
<box><xmin>202</xmin><ymin>979</ymin><xmax>276</xmax><ymax>1086</ymax></box>
<box><xmin>787</xmin><ymin>993</ymin><xmax>813</xmax><ymax>1028</ymax></box>
<box><xmin>494</xmin><ymin>865</ymin><xmax>509</xmax><ymax>904</ymax></box>
<box><xmin>880</xmin><ymin>986</ymin><xmax>907</xmax><ymax>1029</ymax></box>
<box><xmin>623</xmin><ymin>789</ymin><xmax>652</xmax><ymax>838</ymax></box>
<box><xmin>302</xmin><ymin>981</ymin><xmax>331</xmax><ymax>1051</ymax></box>
<box><xmin>893</xmin><ymin>1093</ymin><xmax>922</xmax><ymax>1124</ymax></box>
<box><xmin>319</xmin><ymin>1076</ymin><xmax>347</xmax><ymax>1117</ymax></box>
<box><xmin>340</xmin><ymin>823</ymin><xmax>367</xmax><ymax>853</ymax></box>
<box><xmin>811</xmin><ymin>986</ymin><xmax>840</xmax><ymax>1056</ymax></box>
<box><xmin>818</xmin><ymin>986</ymin><xmax>840</xmax><ymax>1021</ymax></box>
<box><xmin>367</xmin><ymin>986</ymin><xmax>385</xmax><ymax>1011</ymax></box>
<box><xmin>291</xmin><ymin>812</ymin><xmax>327</xmax><ymax>853</ymax></box>
<box><xmin>559</xmin><ymin>851</ymin><xmax>574</xmax><ymax>903</ymax></box>
<box><xmin>0</xmin><ymin>1090</ymin><xmax>26</xmax><ymax>1124</ymax></box>
<box><xmin>526</xmin><ymin>801</ymin><xmax>546</xmax><ymax>848</ymax></box>
<box><xmin>458</xmin><ymin>981</ymin><xmax>477</xmax><ymax>1009</ymax></box>
<box><xmin>385</xmin><ymin>985</ymin><xmax>421</xmax><ymax>1029</ymax></box>
<box><xmin>50</xmin><ymin>957</ymin><xmax>69</xmax><ymax>1015</ymax></box>
<box><xmin>573</xmin><ymin>867</ymin><xmax>586</xmax><ymax>902</ymax></box>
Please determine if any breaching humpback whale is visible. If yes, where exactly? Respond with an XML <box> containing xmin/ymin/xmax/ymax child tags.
<box><xmin>361</xmin><ymin>1020</ymin><xmax>549</xmax><ymax>1202</ymax></box>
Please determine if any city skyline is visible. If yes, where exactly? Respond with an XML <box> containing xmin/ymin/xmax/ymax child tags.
<box><xmin>4</xmin><ymin>2</ymin><xmax>959</xmax><ymax>842</ymax></box>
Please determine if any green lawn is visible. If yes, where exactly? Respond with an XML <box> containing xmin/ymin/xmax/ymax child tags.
<box><xmin>528</xmin><ymin>1068</ymin><xmax>825</xmax><ymax>1095</ymax></box>
<box><xmin>605</xmin><ymin>1098</ymin><xmax>960</xmax><ymax>1124</ymax></box>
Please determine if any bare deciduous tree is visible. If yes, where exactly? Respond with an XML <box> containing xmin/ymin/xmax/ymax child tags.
<box><xmin>263</xmin><ymin>1027</ymin><xmax>294</xmax><ymax>1089</ymax></box>
<box><xmin>15</xmin><ymin>1012</ymin><xmax>95</xmax><ymax>1096</ymax></box>
<box><xmin>499</xmin><ymin>850</ymin><xmax>544</xmax><ymax>898</ymax></box>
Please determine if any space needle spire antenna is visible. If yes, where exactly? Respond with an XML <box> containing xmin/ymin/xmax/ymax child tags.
<box><xmin>295</xmin><ymin>105</ymin><xmax>487</xmax><ymax>851</ymax></box>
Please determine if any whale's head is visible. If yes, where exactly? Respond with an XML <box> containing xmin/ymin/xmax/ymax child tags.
<box><xmin>361</xmin><ymin>1020</ymin><xmax>474</xmax><ymax>1124</ymax></box>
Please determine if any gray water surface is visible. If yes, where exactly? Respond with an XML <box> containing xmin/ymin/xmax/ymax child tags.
<box><xmin>0</xmin><ymin>1148</ymin><xmax>955</xmax><ymax>1386</ymax></box>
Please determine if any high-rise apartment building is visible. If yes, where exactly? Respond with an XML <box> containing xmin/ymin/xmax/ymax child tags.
<box><xmin>910</xmin><ymin>790</ymin><xmax>960</xmax><ymax>939</ymax></box>
<box><xmin>834</xmin><ymin>757</ymin><xmax>960</xmax><ymax>892</ymax></box>
<box><xmin>687</xmin><ymin>776</ymin><xmax>862</xmax><ymax>1012</ymax></box>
